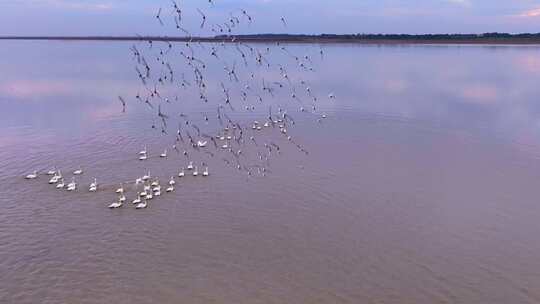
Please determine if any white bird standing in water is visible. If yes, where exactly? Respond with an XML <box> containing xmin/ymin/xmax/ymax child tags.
<box><xmin>203</xmin><ymin>166</ymin><xmax>209</xmax><ymax>177</ymax></box>
<box><xmin>56</xmin><ymin>178</ymin><xmax>65</xmax><ymax>189</ymax></box>
<box><xmin>141</xmin><ymin>184</ymin><xmax>150</xmax><ymax>196</ymax></box>
<box><xmin>135</xmin><ymin>200</ymin><xmax>148</xmax><ymax>209</ymax></box>
<box><xmin>187</xmin><ymin>161</ymin><xmax>194</xmax><ymax>170</ymax></box>
<box><xmin>67</xmin><ymin>178</ymin><xmax>77</xmax><ymax>191</ymax></box>
<box><xmin>169</xmin><ymin>176</ymin><xmax>175</xmax><ymax>186</ymax></box>
<box><xmin>89</xmin><ymin>178</ymin><xmax>98</xmax><ymax>192</ymax></box>
<box><xmin>116</xmin><ymin>184</ymin><xmax>124</xmax><ymax>194</ymax></box>
<box><xmin>49</xmin><ymin>171</ymin><xmax>61</xmax><ymax>184</ymax></box>
<box><xmin>108</xmin><ymin>201</ymin><xmax>123</xmax><ymax>209</ymax></box>
<box><xmin>132</xmin><ymin>194</ymin><xmax>142</xmax><ymax>204</ymax></box>
<box><xmin>193</xmin><ymin>166</ymin><xmax>199</xmax><ymax>176</ymax></box>
<box><xmin>47</xmin><ymin>167</ymin><xmax>57</xmax><ymax>176</ymax></box>
<box><xmin>160</xmin><ymin>149</ymin><xmax>168</xmax><ymax>158</ymax></box>
<box><xmin>142</xmin><ymin>171</ymin><xmax>151</xmax><ymax>181</ymax></box>
<box><xmin>178</xmin><ymin>168</ymin><xmax>185</xmax><ymax>177</ymax></box>
<box><xmin>139</xmin><ymin>145</ymin><xmax>147</xmax><ymax>155</ymax></box>
<box><xmin>166</xmin><ymin>185</ymin><xmax>174</xmax><ymax>192</ymax></box>
<box><xmin>25</xmin><ymin>171</ymin><xmax>38</xmax><ymax>179</ymax></box>
<box><xmin>73</xmin><ymin>166</ymin><xmax>83</xmax><ymax>175</ymax></box>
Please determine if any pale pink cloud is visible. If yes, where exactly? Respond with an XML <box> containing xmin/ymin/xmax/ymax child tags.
<box><xmin>0</xmin><ymin>80</ymin><xmax>72</xmax><ymax>99</ymax></box>
<box><xmin>514</xmin><ymin>55</ymin><xmax>540</xmax><ymax>74</ymax></box>
<box><xmin>518</xmin><ymin>8</ymin><xmax>540</xmax><ymax>18</ymax></box>
<box><xmin>447</xmin><ymin>0</ymin><xmax>471</xmax><ymax>6</ymax></box>
<box><xmin>384</xmin><ymin>79</ymin><xmax>408</xmax><ymax>93</ymax></box>
<box><xmin>381</xmin><ymin>7</ymin><xmax>431</xmax><ymax>17</ymax></box>
<box><xmin>0</xmin><ymin>78</ymin><xmax>141</xmax><ymax>101</ymax></box>
<box><xmin>16</xmin><ymin>0</ymin><xmax>114</xmax><ymax>11</ymax></box>
<box><xmin>461</xmin><ymin>85</ymin><xmax>498</xmax><ymax>103</ymax></box>
<box><xmin>85</xmin><ymin>103</ymin><xmax>123</xmax><ymax>120</ymax></box>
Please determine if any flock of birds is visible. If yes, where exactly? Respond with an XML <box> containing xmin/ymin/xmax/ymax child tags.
<box><xmin>24</xmin><ymin>0</ymin><xmax>335</xmax><ymax>210</ymax></box>
<box><xmin>25</xmin><ymin>163</ymin><xmax>209</xmax><ymax>209</ymax></box>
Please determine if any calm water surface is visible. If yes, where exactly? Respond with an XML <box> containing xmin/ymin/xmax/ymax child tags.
<box><xmin>2</xmin><ymin>42</ymin><xmax>540</xmax><ymax>303</ymax></box>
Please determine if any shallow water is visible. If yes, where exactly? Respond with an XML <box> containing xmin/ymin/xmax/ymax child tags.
<box><xmin>2</xmin><ymin>42</ymin><xmax>540</xmax><ymax>303</ymax></box>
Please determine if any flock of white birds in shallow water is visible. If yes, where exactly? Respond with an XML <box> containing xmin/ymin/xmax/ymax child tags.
<box><xmin>24</xmin><ymin>0</ymin><xmax>336</xmax><ymax>209</ymax></box>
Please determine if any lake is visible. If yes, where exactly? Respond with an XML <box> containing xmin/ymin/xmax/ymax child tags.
<box><xmin>2</xmin><ymin>41</ymin><xmax>540</xmax><ymax>303</ymax></box>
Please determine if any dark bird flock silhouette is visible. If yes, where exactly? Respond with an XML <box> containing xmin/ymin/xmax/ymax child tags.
<box><xmin>25</xmin><ymin>0</ymin><xmax>336</xmax><ymax>209</ymax></box>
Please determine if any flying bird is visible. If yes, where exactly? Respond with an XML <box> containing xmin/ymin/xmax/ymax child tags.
<box><xmin>280</xmin><ymin>17</ymin><xmax>287</xmax><ymax>27</ymax></box>
<box><xmin>118</xmin><ymin>96</ymin><xmax>126</xmax><ymax>113</ymax></box>
<box><xmin>197</xmin><ymin>8</ymin><xmax>207</xmax><ymax>29</ymax></box>
<box><xmin>156</xmin><ymin>7</ymin><xmax>164</xmax><ymax>26</ymax></box>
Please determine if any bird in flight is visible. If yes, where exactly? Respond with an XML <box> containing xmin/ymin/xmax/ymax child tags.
<box><xmin>156</xmin><ymin>7</ymin><xmax>164</xmax><ymax>26</ymax></box>
<box><xmin>118</xmin><ymin>96</ymin><xmax>126</xmax><ymax>113</ymax></box>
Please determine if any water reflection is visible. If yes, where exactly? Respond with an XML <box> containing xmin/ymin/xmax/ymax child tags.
<box><xmin>2</xmin><ymin>42</ymin><xmax>540</xmax><ymax>145</ymax></box>
<box><xmin>3</xmin><ymin>42</ymin><xmax>540</xmax><ymax>303</ymax></box>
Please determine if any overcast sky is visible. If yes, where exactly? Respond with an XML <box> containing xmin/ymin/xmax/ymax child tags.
<box><xmin>2</xmin><ymin>0</ymin><xmax>540</xmax><ymax>35</ymax></box>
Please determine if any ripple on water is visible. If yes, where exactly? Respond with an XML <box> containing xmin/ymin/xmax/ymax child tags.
<box><xmin>5</xmin><ymin>44</ymin><xmax>540</xmax><ymax>303</ymax></box>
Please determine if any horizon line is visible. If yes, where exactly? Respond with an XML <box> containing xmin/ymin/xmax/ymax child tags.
<box><xmin>3</xmin><ymin>33</ymin><xmax>540</xmax><ymax>44</ymax></box>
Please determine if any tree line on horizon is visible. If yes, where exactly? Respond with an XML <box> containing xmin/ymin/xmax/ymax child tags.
<box><xmin>216</xmin><ymin>33</ymin><xmax>540</xmax><ymax>40</ymax></box>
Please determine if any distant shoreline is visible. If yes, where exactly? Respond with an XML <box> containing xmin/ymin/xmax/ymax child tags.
<box><xmin>2</xmin><ymin>35</ymin><xmax>540</xmax><ymax>45</ymax></box>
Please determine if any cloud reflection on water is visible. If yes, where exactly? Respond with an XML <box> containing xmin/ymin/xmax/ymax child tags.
<box><xmin>2</xmin><ymin>42</ymin><xmax>540</xmax><ymax>152</ymax></box>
